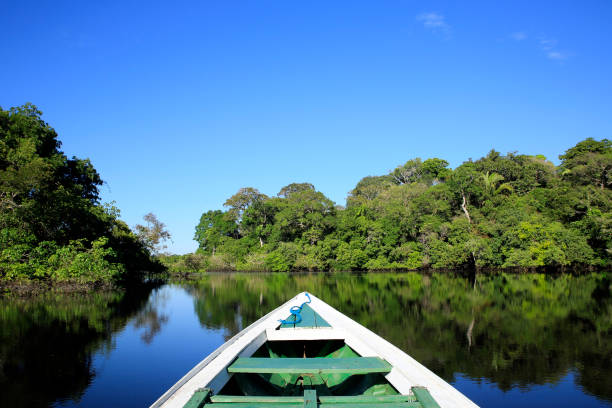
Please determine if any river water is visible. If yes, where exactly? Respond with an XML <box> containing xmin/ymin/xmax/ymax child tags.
<box><xmin>1</xmin><ymin>272</ymin><xmax>611</xmax><ymax>407</ymax></box>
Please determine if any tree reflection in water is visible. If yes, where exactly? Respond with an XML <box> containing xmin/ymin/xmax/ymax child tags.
<box><xmin>186</xmin><ymin>272</ymin><xmax>612</xmax><ymax>403</ymax></box>
<box><xmin>0</xmin><ymin>282</ymin><xmax>160</xmax><ymax>408</ymax></box>
<box><xmin>1</xmin><ymin>273</ymin><xmax>610</xmax><ymax>407</ymax></box>
<box><xmin>132</xmin><ymin>290</ymin><xmax>170</xmax><ymax>344</ymax></box>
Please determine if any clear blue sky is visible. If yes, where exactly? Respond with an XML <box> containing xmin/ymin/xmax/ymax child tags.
<box><xmin>2</xmin><ymin>1</ymin><xmax>611</xmax><ymax>254</ymax></box>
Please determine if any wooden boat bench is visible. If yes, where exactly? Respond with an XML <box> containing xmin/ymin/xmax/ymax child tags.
<box><xmin>227</xmin><ymin>357</ymin><xmax>393</xmax><ymax>375</ymax></box>
<box><xmin>179</xmin><ymin>357</ymin><xmax>441</xmax><ymax>407</ymax></box>
<box><xmin>185</xmin><ymin>386</ymin><xmax>441</xmax><ymax>408</ymax></box>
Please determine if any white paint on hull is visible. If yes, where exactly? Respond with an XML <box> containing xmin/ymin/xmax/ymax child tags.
<box><xmin>266</xmin><ymin>327</ymin><xmax>344</xmax><ymax>341</ymax></box>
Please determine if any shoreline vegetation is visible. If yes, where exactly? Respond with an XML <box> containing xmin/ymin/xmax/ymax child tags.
<box><xmin>1</xmin><ymin>103</ymin><xmax>611</xmax><ymax>288</ymax></box>
<box><xmin>0</xmin><ymin>104</ymin><xmax>165</xmax><ymax>287</ymax></box>
<box><xmin>164</xmin><ymin>141</ymin><xmax>611</xmax><ymax>274</ymax></box>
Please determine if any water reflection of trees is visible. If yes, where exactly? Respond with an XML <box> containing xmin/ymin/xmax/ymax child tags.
<box><xmin>132</xmin><ymin>290</ymin><xmax>169</xmax><ymax>344</ymax></box>
<box><xmin>0</xmin><ymin>283</ymin><xmax>160</xmax><ymax>408</ymax></box>
<box><xmin>185</xmin><ymin>272</ymin><xmax>612</xmax><ymax>402</ymax></box>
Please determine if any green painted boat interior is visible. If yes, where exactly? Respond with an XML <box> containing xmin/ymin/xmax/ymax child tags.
<box><xmin>223</xmin><ymin>341</ymin><xmax>396</xmax><ymax>397</ymax></box>
<box><xmin>184</xmin><ymin>340</ymin><xmax>442</xmax><ymax>407</ymax></box>
<box><xmin>278</xmin><ymin>304</ymin><xmax>331</xmax><ymax>329</ymax></box>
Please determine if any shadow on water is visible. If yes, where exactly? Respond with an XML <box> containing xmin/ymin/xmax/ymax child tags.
<box><xmin>0</xmin><ymin>280</ymin><xmax>163</xmax><ymax>408</ymax></box>
<box><xmin>183</xmin><ymin>271</ymin><xmax>612</xmax><ymax>403</ymax></box>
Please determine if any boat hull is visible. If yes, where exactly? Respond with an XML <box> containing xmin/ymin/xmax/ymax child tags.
<box><xmin>151</xmin><ymin>292</ymin><xmax>479</xmax><ymax>408</ymax></box>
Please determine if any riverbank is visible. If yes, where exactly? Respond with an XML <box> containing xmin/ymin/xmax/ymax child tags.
<box><xmin>0</xmin><ymin>273</ymin><xmax>170</xmax><ymax>296</ymax></box>
<box><xmin>160</xmin><ymin>255</ymin><xmax>609</xmax><ymax>277</ymax></box>
<box><xmin>2</xmin><ymin>264</ymin><xmax>608</xmax><ymax>297</ymax></box>
<box><xmin>0</xmin><ymin>279</ymin><xmax>118</xmax><ymax>296</ymax></box>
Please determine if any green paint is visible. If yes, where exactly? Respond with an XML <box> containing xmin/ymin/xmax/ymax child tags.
<box><xmin>320</xmin><ymin>404</ymin><xmax>419</xmax><ymax>408</ymax></box>
<box><xmin>211</xmin><ymin>395</ymin><xmax>303</xmax><ymax>403</ymax></box>
<box><xmin>303</xmin><ymin>389</ymin><xmax>317</xmax><ymax>408</ymax></box>
<box><xmin>321</xmin><ymin>344</ymin><xmax>361</xmax><ymax>388</ymax></box>
<box><xmin>204</xmin><ymin>403</ymin><xmax>302</xmax><ymax>407</ymax></box>
<box><xmin>228</xmin><ymin>357</ymin><xmax>392</xmax><ymax>375</ymax></box>
<box><xmin>208</xmin><ymin>333</ymin><xmax>438</xmax><ymax>407</ymax></box>
<box><xmin>279</xmin><ymin>304</ymin><xmax>331</xmax><ymax>329</ymax></box>
<box><xmin>204</xmin><ymin>400</ymin><xmax>420</xmax><ymax>408</ymax></box>
<box><xmin>183</xmin><ymin>388</ymin><xmax>210</xmax><ymax>408</ymax></box>
<box><xmin>412</xmin><ymin>387</ymin><xmax>441</xmax><ymax>408</ymax></box>
<box><xmin>318</xmin><ymin>403</ymin><xmax>420</xmax><ymax>408</ymax></box>
<box><xmin>318</xmin><ymin>395</ymin><xmax>415</xmax><ymax>403</ymax></box>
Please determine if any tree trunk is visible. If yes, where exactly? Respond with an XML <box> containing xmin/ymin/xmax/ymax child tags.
<box><xmin>461</xmin><ymin>191</ymin><xmax>472</xmax><ymax>224</ymax></box>
<box><xmin>259</xmin><ymin>237</ymin><xmax>264</xmax><ymax>247</ymax></box>
<box><xmin>466</xmin><ymin>317</ymin><xmax>475</xmax><ymax>350</ymax></box>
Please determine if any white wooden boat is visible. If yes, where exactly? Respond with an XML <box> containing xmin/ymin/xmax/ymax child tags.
<box><xmin>151</xmin><ymin>292</ymin><xmax>479</xmax><ymax>408</ymax></box>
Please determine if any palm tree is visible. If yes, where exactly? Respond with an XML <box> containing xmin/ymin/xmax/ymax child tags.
<box><xmin>482</xmin><ymin>171</ymin><xmax>513</xmax><ymax>198</ymax></box>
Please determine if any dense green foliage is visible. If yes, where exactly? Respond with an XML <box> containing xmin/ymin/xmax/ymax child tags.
<box><xmin>182</xmin><ymin>138</ymin><xmax>611</xmax><ymax>272</ymax></box>
<box><xmin>0</xmin><ymin>104</ymin><xmax>159</xmax><ymax>282</ymax></box>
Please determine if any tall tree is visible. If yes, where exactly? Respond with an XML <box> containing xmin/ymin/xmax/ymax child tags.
<box><xmin>447</xmin><ymin>162</ymin><xmax>483</xmax><ymax>223</ymax></box>
<box><xmin>275</xmin><ymin>189</ymin><xmax>335</xmax><ymax>244</ymax></box>
<box><xmin>0</xmin><ymin>104</ymin><xmax>158</xmax><ymax>281</ymax></box>
<box><xmin>482</xmin><ymin>171</ymin><xmax>513</xmax><ymax>199</ymax></box>
<box><xmin>0</xmin><ymin>103</ymin><xmax>104</xmax><ymax>243</ymax></box>
<box><xmin>560</xmin><ymin>138</ymin><xmax>612</xmax><ymax>190</ymax></box>
<box><xmin>422</xmin><ymin>158</ymin><xmax>451</xmax><ymax>185</ymax></box>
<box><xmin>390</xmin><ymin>158</ymin><xmax>424</xmax><ymax>185</ymax></box>
<box><xmin>224</xmin><ymin>187</ymin><xmax>268</xmax><ymax>221</ymax></box>
<box><xmin>242</xmin><ymin>199</ymin><xmax>279</xmax><ymax>247</ymax></box>
<box><xmin>346</xmin><ymin>175</ymin><xmax>393</xmax><ymax>207</ymax></box>
<box><xmin>277</xmin><ymin>183</ymin><xmax>315</xmax><ymax>198</ymax></box>
<box><xmin>134</xmin><ymin>213</ymin><xmax>171</xmax><ymax>255</ymax></box>
<box><xmin>194</xmin><ymin>210</ymin><xmax>237</xmax><ymax>254</ymax></box>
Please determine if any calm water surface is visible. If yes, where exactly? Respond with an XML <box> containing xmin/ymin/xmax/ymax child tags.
<box><xmin>1</xmin><ymin>272</ymin><xmax>611</xmax><ymax>407</ymax></box>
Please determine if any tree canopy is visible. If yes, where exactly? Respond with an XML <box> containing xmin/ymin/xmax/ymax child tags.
<box><xmin>188</xmin><ymin>139</ymin><xmax>611</xmax><ymax>272</ymax></box>
<box><xmin>0</xmin><ymin>104</ymin><xmax>160</xmax><ymax>282</ymax></box>
<box><xmin>559</xmin><ymin>138</ymin><xmax>611</xmax><ymax>190</ymax></box>
<box><xmin>135</xmin><ymin>213</ymin><xmax>171</xmax><ymax>255</ymax></box>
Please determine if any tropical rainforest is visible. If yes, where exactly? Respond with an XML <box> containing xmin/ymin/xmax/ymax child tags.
<box><xmin>171</xmin><ymin>137</ymin><xmax>612</xmax><ymax>272</ymax></box>
<box><xmin>0</xmin><ymin>104</ymin><xmax>163</xmax><ymax>283</ymax></box>
<box><xmin>1</xmin><ymin>103</ymin><xmax>610</xmax><ymax>280</ymax></box>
